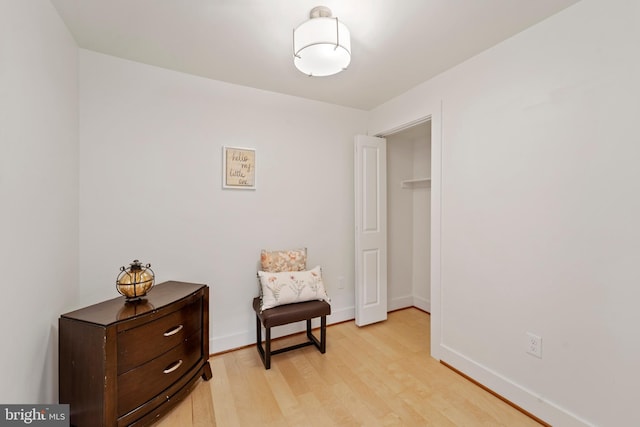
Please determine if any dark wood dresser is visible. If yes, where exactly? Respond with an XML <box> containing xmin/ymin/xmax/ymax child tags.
<box><xmin>59</xmin><ymin>281</ymin><xmax>212</xmax><ymax>427</ymax></box>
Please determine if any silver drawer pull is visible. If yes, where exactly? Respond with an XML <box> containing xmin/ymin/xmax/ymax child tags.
<box><xmin>163</xmin><ymin>324</ymin><xmax>183</xmax><ymax>337</ymax></box>
<box><xmin>163</xmin><ymin>359</ymin><xmax>183</xmax><ymax>374</ymax></box>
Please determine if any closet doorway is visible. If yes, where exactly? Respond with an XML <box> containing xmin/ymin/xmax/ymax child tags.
<box><xmin>385</xmin><ymin>120</ymin><xmax>431</xmax><ymax>313</ymax></box>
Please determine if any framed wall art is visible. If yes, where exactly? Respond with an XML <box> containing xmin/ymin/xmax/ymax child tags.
<box><xmin>222</xmin><ymin>146</ymin><xmax>256</xmax><ymax>190</ymax></box>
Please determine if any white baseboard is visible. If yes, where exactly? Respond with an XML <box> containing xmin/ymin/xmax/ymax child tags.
<box><xmin>439</xmin><ymin>344</ymin><xmax>595</xmax><ymax>427</ymax></box>
<box><xmin>412</xmin><ymin>295</ymin><xmax>430</xmax><ymax>313</ymax></box>
<box><xmin>328</xmin><ymin>305</ymin><xmax>356</xmax><ymax>324</ymax></box>
<box><xmin>210</xmin><ymin>305</ymin><xmax>355</xmax><ymax>354</ymax></box>
<box><xmin>210</xmin><ymin>331</ymin><xmax>253</xmax><ymax>354</ymax></box>
<box><xmin>389</xmin><ymin>295</ymin><xmax>431</xmax><ymax>313</ymax></box>
<box><xmin>388</xmin><ymin>295</ymin><xmax>413</xmax><ymax>311</ymax></box>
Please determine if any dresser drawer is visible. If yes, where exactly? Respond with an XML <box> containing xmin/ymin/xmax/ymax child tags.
<box><xmin>117</xmin><ymin>330</ymin><xmax>202</xmax><ymax>417</ymax></box>
<box><xmin>117</xmin><ymin>298</ymin><xmax>202</xmax><ymax>374</ymax></box>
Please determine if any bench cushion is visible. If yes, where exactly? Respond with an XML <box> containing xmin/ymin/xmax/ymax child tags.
<box><xmin>253</xmin><ymin>297</ymin><xmax>331</xmax><ymax>328</ymax></box>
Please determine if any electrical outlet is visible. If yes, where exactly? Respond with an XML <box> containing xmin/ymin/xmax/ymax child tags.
<box><xmin>526</xmin><ymin>332</ymin><xmax>542</xmax><ymax>358</ymax></box>
<box><xmin>337</xmin><ymin>276</ymin><xmax>345</xmax><ymax>289</ymax></box>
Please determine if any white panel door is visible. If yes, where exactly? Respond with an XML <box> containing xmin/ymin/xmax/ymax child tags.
<box><xmin>354</xmin><ymin>135</ymin><xmax>388</xmax><ymax>326</ymax></box>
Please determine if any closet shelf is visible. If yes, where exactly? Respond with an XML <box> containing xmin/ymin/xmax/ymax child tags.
<box><xmin>401</xmin><ymin>178</ymin><xmax>431</xmax><ymax>188</ymax></box>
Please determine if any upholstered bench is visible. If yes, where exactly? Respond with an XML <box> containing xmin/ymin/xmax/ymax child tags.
<box><xmin>254</xmin><ymin>247</ymin><xmax>331</xmax><ymax>370</ymax></box>
<box><xmin>253</xmin><ymin>297</ymin><xmax>331</xmax><ymax>369</ymax></box>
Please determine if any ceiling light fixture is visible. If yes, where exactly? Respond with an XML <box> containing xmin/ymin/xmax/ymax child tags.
<box><xmin>293</xmin><ymin>6</ymin><xmax>351</xmax><ymax>77</ymax></box>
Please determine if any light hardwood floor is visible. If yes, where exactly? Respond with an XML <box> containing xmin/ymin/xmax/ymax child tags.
<box><xmin>156</xmin><ymin>308</ymin><xmax>543</xmax><ymax>426</ymax></box>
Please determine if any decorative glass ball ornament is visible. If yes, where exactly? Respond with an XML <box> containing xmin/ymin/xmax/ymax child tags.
<box><xmin>116</xmin><ymin>260</ymin><xmax>155</xmax><ymax>301</ymax></box>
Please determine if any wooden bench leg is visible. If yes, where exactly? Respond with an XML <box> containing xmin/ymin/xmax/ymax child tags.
<box><xmin>305</xmin><ymin>319</ymin><xmax>313</xmax><ymax>342</ymax></box>
<box><xmin>265</xmin><ymin>327</ymin><xmax>271</xmax><ymax>369</ymax></box>
<box><xmin>258</xmin><ymin>314</ymin><xmax>327</xmax><ymax>370</ymax></box>
<box><xmin>256</xmin><ymin>315</ymin><xmax>272</xmax><ymax>370</ymax></box>
<box><xmin>320</xmin><ymin>315</ymin><xmax>327</xmax><ymax>353</ymax></box>
<box><xmin>305</xmin><ymin>316</ymin><xmax>327</xmax><ymax>354</ymax></box>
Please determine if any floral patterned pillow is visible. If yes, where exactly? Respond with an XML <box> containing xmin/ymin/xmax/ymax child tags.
<box><xmin>260</xmin><ymin>248</ymin><xmax>307</xmax><ymax>273</ymax></box>
<box><xmin>258</xmin><ymin>266</ymin><xmax>329</xmax><ymax>310</ymax></box>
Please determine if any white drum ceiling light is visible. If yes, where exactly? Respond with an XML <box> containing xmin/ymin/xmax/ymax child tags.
<box><xmin>293</xmin><ymin>6</ymin><xmax>351</xmax><ymax>77</ymax></box>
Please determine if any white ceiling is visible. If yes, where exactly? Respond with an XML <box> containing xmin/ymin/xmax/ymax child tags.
<box><xmin>50</xmin><ymin>0</ymin><xmax>580</xmax><ymax>110</ymax></box>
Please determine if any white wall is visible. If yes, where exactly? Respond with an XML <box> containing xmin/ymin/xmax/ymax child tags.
<box><xmin>0</xmin><ymin>1</ymin><xmax>79</xmax><ymax>403</ymax></box>
<box><xmin>369</xmin><ymin>0</ymin><xmax>640</xmax><ymax>426</ymax></box>
<box><xmin>78</xmin><ymin>50</ymin><xmax>368</xmax><ymax>352</ymax></box>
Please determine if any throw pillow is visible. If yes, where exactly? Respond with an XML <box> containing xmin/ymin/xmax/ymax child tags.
<box><xmin>260</xmin><ymin>248</ymin><xmax>307</xmax><ymax>273</ymax></box>
<box><xmin>258</xmin><ymin>265</ymin><xmax>329</xmax><ymax>310</ymax></box>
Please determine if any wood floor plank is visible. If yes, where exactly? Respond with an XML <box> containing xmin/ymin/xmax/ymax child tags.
<box><xmin>262</xmin><ymin>367</ymin><xmax>299</xmax><ymax>415</ymax></box>
<box><xmin>191</xmin><ymin>379</ymin><xmax>216</xmax><ymax>427</ymax></box>
<box><xmin>154</xmin><ymin>392</ymin><xmax>194</xmax><ymax>427</ymax></box>
<box><xmin>210</xmin><ymin>356</ymin><xmax>241</xmax><ymax>427</ymax></box>
<box><xmin>153</xmin><ymin>308</ymin><xmax>544</xmax><ymax>426</ymax></box>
